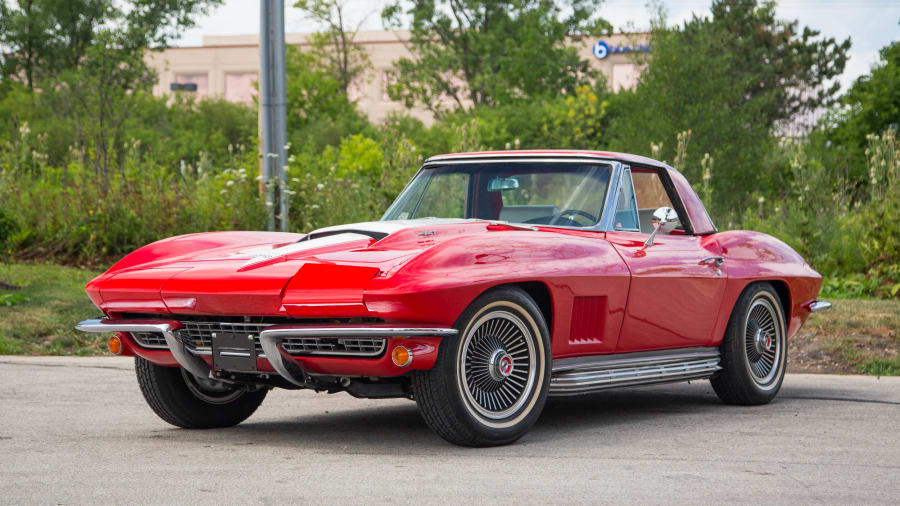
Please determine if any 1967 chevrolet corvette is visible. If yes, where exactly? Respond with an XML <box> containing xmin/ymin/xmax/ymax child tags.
<box><xmin>77</xmin><ymin>150</ymin><xmax>831</xmax><ymax>446</ymax></box>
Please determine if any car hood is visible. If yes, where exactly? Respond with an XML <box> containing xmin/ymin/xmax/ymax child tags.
<box><xmin>87</xmin><ymin>218</ymin><xmax>535</xmax><ymax>316</ymax></box>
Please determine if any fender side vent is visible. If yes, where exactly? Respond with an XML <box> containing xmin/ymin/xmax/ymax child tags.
<box><xmin>569</xmin><ymin>296</ymin><xmax>606</xmax><ymax>344</ymax></box>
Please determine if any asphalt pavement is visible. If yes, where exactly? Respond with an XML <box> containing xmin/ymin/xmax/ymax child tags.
<box><xmin>1</xmin><ymin>356</ymin><xmax>898</xmax><ymax>504</ymax></box>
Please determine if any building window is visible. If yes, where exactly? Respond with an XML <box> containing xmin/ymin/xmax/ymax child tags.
<box><xmin>225</xmin><ymin>72</ymin><xmax>258</xmax><ymax>104</ymax></box>
<box><xmin>347</xmin><ymin>73</ymin><xmax>368</xmax><ymax>102</ymax></box>
<box><xmin>174</xmin><ymin>73</ymin><xmax>209</xmax><ymax>98</ymax></box>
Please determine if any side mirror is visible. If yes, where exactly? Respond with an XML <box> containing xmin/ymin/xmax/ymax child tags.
<box><xmin>644</xmin><ymin>206</ymin><xmax>679</xmax><ymax>247</ymax></box>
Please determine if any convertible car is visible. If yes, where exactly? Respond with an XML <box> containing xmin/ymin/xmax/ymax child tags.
<box><xmin>77</xmin><ymin>150</ymin><xmax>831</xmax><ymax>446</ymax></box>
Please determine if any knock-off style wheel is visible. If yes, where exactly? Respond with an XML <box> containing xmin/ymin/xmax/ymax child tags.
<box><xmin>460</xmin><ymin>308</ymin><xmax>538</xmax><ymax>423</ymax></box>
<box><xmin>711</xmin><ymin>282</ymin><xmax>787</xmax><ymax>405</ymax></box>
<box><xmin>744</xmin><ymin>296</ymin><xmax>783</xmax><ymax>386</ymax></box>
<box><xmin>413</xmin><ymin>287</ymin><xmax>551</xmax><ymax>446</ymax></box>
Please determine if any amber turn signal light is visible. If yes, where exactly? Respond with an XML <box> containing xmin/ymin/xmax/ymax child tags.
<box><xmin>391</xmin><ymin>345</ymin><xmax>412</xmax><ymax>367</ymax></box>
<box><xmin>107</xmin><ymin>335</ymin><xmax>123</xmax><ymax>355</ymax></box>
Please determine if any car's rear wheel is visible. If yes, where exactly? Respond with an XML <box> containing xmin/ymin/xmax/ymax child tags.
<box><xmin>135</xmin><ymin>357</ymin><xmax>267</xmax><ymax>428</ymax></box>
<box><xmin>711</xmin><ymin>282</ymin><xmax>787</xmax><ymax>405</ymax></box>
<box><xmin>413</xmin><ymin>287</ymin><xmax>551</xmax><ymax>446</ymax></box>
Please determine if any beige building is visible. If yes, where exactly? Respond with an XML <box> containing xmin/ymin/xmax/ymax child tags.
<box><xmin>146</xmin><ymin>30</ymin><xmax>648</xmax><ymax>123</ymax></box>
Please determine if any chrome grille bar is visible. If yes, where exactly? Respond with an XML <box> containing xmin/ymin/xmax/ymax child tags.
<box><xmin>259</xmin><ymin>324</ymin><xmax>457</xmax><ymax>387</ymax></box>
<box><xmin>114</xmin><ymin>320</ymin><xmax>450</xmax><ymax>361</ymax></box>
<box><xmin>131</xmin><ymin>332</ymin><xmax>168</xmax><ymax>349</ymax></box>
<box><xmin>281</xmin><ymin>337</ymin><xmax>386</xmax><ymax>356</ymax></box>
<box><xmin>75</xmin><ymin>318</ymin><xmax>210</xmax><ymax>379</ymax></box>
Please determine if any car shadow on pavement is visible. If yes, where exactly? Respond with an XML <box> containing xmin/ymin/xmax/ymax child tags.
<box><xmin>155</xmin><ymin>383</ymin><xmax>728</xmax><ymax>450</ymax></box>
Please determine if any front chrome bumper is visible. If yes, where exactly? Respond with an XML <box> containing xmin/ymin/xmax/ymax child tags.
<box><xmin>258</xmin><ymin>325</ymin><xmax>458</xmax><ymax>386</ymax></box>
<box><xmin>76</xmin><ymin>318</ymin><xmax>457</xmax><ymax>386</ymax></box>
<box><xmin>76</xmin><ymin>318</ymin><xmax>211</xmax><ymax>379</ymax></box>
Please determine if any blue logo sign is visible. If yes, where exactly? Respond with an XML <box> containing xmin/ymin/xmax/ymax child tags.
<box><xmin>593</xmin><ymin>41</ymin><xmax>650</xmax><ymax>60</ymax></box>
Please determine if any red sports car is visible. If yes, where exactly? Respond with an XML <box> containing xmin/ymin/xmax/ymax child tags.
<box><xmin>77</xmin><ymin>150</ymin><xmax>831</xmax><ymax>446</ymax></box>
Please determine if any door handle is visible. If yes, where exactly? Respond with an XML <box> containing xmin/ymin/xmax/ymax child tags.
<box><xmin>700</xmin><ymin>256</ymin><xmax>724</xmax><ymax>267</ymax></box>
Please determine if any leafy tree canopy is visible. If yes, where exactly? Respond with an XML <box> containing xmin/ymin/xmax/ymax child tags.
<box><xmin>829</xmin><ymin>24</ymin><xmax>900</xmax><ymax>154</ymax></box>
<box><xmin>609</xmin><ymin>0</ymin><xmax>850</xmax><ymax>209</ymax></box>
<box><xmin>0</xmin><ymin>0</ymin><xmax>222</xmax><ymax>90</ymax></box>
<box><xmin>294</xmin><ymin>0</ymin><xmax>373</xmax><ymax>95</ymax></box>
<box><xmin>284</xmin><ymin>45</ymin><xmax>372</xmax><ymax>151</ymax></box>
<box><xmin>381</xmin><ymin>0</ymin><xmax>611</xmax><ymax>115</ymax></box>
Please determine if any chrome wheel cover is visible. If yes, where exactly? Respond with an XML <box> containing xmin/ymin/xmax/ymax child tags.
<box><xmin>743</xmin><ymin>295</ymin><xmax>784</xmax><ymax>387</ymax></box>
<box><xmin>181</xmin><ymin>369</ymin><xmax>244</xmax><ymax>405</ymax></box>
<box><xmin>458</xmin><ymin>308</ymin><xmax>538</xmax><ymax>425</ymax></box>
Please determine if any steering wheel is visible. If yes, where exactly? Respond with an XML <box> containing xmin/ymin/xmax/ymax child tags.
<box><xmin>551</xmin><ymin>209</ymin><xmax>598</xmax><ymax>225</ymax></box>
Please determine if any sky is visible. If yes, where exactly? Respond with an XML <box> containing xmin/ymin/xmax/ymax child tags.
<box><xmin>174</xmin><ymin>0</ymin><xmax>900</xmax><ymax>92</ymax></box>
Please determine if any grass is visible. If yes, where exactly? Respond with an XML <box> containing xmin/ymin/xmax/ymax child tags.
<box><xmin>0</xmin><ymin>262</ymin><xmax>103</xmax><ymax>355</ymax></box>
<box><xmin>857</xmin><ymin>357</ymin><xmax>900</xmax><ymax>376</ymax></box>
<box><xmin>1</xmin><ymin>262</ymin><xmax>898</xmax><ymax>376</ymax></box>
<box><xmin>790</xmin><ymin>298</ymin><xmax>900</xmax><ymax>376</ymax></box>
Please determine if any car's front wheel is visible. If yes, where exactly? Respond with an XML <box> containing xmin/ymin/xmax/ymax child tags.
<box><xmin>413</xmin><ymin>287</ymin><xmax>551</xmax><ymax>446</ymax></box>
<box><xmin>711</xmin><ymin>282</ymin><xmax>788</xmax><ymax>405</ymax></box>
<box><xmin>135</xmin><ymin>357</ymin><xmax>267</xmax><ymax>428</ymax></box>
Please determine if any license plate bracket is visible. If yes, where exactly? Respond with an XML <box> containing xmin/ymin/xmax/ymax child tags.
<box><xmin>211</xmin><ymin>330</ymin><xmax>258</xmax><ymax>372</ymax></box>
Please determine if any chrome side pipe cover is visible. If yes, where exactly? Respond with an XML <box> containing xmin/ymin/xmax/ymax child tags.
<box><xmin>258</xmin><ymin>325</ymin><xmax>458</xmax><ymax>387</ymax></box>
<box><xmin>75</xmin><ymin>318</ymin><xmax>211</xmax><ymax>379</ymax></box>
<box><xmin>549</xmin><ymin>347</ymin><xmax>722</xmax><ymax>396</ymax></box>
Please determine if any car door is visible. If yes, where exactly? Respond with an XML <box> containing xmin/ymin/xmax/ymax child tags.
<box><xmin>607</xmin><ymin>167</ymin><xmax>726</xmax><ymax>352</ymax></box>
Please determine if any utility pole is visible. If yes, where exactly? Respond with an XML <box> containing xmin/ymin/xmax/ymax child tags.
<box><xmin>259</xmin><ymin>0</ymin><xmax>289</xmax><ymax>232</ymax></box>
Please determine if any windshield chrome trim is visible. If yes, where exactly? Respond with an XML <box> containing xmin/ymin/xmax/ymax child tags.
<box><xmin>424</xmin><ymin>152</ymin><xmax>666</xmax><ymax>166</ymax></box>
<box><xmin>422</xmin><ymin>157</ymin><xmax>618</xmax><ymax>167</ymax></box>
<box><xmin>386</xmin><ymin>158</ymin><xmax>622</xmax><ymax>233</ymax></box>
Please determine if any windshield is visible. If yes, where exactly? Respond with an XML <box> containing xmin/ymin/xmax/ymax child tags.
<box><xmin>381</xmin><ymin>162</ymin><xmax>612</xmax><ymax>228</ymax></box>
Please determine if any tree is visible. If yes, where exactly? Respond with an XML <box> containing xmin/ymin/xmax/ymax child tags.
<box><xmin>829</xmin><ymin>26</ymin><xmax>900</xmax><ymax>167</ymax></box>
<box><xmin>294</xmin><ymin>0</ymin><xmax>373</xmax><ymax>96</ymax></box>
<box><xmin>381</xmin><ymin>0</ymin><xmax>611</xmax><ymax>116</ymax></box>
<box><xmin>42</xmin><ymin>34</ymin><xmax>158</xmax><ymax>187</ymax></box>
<box><xmin>0</xmin><ymin>0</ymin><xmax>57</xmax><ymax>91</ymax></box>
<box><xmin>608</xmin><ymin>0</ymin><xmax>850</xmax><ymax>210</ymax></box>
<box><xmin>283</xmin><ymin>46</ymin><xmax>371</xmax><ymax>150</ymax></box>
<box><xmin>0</xmin><ymin>0</ymin><xmax>222</xmax><ymax>90</ymax></box>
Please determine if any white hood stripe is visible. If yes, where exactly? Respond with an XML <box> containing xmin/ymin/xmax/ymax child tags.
<box><xmin>239</xmin><ymin>232</ymin><xmax>371</xmax><ymax>269</ymax></box>
<box><xmin>237</xmin><ymin>219</ymin><xmax>474</xmax><ymax>269</ymax></box>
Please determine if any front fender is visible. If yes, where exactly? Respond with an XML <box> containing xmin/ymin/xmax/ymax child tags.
<box><xmin>363</xmin><ymin>230</ymin><xmax>631</xmax><ymax>357</ymax></box>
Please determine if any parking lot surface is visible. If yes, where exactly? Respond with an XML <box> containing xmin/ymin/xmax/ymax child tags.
<box><xmin>1</xmin><ymin>356</ymin><xmax>898</xmax><ymax>504</ymax></box>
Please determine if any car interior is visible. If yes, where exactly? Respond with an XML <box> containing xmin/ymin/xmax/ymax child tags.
<box><xmin>614</xmin><ymin>168</ymin><xmax>682</xmax><ymax>234</ymax></box>
<box><xmin>385</xmin><ymin>162</ymin><xmax>689</xmax><ymax>233</ymax></box>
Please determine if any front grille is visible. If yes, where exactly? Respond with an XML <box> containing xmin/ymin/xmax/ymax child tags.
<box><xmin>176</xmin><ymin>321</ymin><xmax>271</xmax><ymax>354</ymax></box>
<box><xmin>131</xmin><ymin>332</ymin><xmax>168</xmax><ymax>349</ymax></box>
<box><xmin>121</xmin><ymin>315</ymin><xmax>388</xmax><ymax>358</ymax></box>
<box><xmin>282</xmin><ymin>337</ymin><xmax>386</xmax><ymax>356</ymax></box>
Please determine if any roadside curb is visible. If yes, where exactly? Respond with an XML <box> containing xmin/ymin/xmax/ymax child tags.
<box><xmin>0</xmin><ymin>355</ymin><xmax>133</xmax><ymax>370</ymax></box>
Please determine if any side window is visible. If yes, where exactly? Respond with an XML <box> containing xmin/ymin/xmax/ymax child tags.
<box><xmin>613</xmin><ymin>169</ymin><xmax>639</xmax><ymax>231</ymax></box>
<box><xmin>632</xmin><ymin>170</ymin><xmax>681</xmax><ymax>234</ymax></box>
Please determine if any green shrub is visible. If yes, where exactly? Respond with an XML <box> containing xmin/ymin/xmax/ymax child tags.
<box><xmin>0</xmin><ymin>293</ymin><xmax>27</xmax><ymax>306</ymax></box>
<box><xmin>730</xmin><ymin>129</ymin><xmax>900</xmax><ymax>298</ymax></box>
<box><xmin>1</xmin><ymin>145</ymin><xmax>266</xmax><ymax>264</ymax></box>
<box><xmin>286</xmin><ymin>130</ymin><xmax>427</xmax><ymax>231</ymax></box>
